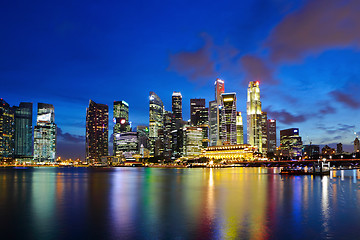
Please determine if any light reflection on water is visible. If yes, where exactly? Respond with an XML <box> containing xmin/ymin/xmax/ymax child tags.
<box><xmin>1</xmin><ymin>168</ymin><xmax>360</xmax><ymax>239</ymax></box>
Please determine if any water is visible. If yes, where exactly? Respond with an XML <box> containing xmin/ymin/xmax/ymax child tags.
<box><xmin>0</xmin><ymin>167</ymin><xmax>359</xmax><ymax>240</ymax></box>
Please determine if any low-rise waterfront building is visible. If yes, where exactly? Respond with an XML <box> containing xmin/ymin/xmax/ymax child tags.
<box><xmin>202</xmin><ymin>144</ymin><xmax>258</xmax><ymax>161</ymax></box>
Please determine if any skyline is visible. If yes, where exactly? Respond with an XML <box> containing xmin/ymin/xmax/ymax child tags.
<box><xmin>2</xmin><ymin>0</ymin><xmax>360</xmax><ymax>159</ymax></box>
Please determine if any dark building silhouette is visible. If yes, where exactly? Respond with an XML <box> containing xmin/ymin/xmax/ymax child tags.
<box><xmin>0</xmin><ymin>99</ymin><xmax>14</xmax><ymax>161</ymax></box>
<box><xmin>267</xmin><ymin>119</ymin><xmax>276</xmax><ymax>154</ymax></box>
<box><xmin>337</xmin><ymin>143</ymin><xmax>343</xmax><ymax>154</ymax></box>
<box><xmin>13</xmin><ymin>102</ymin><xmax>33</xmax><ymax>160</ymax></box>
<box><xmin>86</xmin><ymin>100</ymin><xmax>108</xmax><ymax>162</ymax></box>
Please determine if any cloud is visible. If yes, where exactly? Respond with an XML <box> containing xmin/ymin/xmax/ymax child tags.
<box><xmin>264</xmin><ymin>0</ymin><xmax>360</xmax><ymax>62</ymax></box>
<box><xmin>240</xmin><ymin>55</ymin><xmax>278</xmax><ymax>85</ymax></box>
<box><xmin>265</xmin><ymin>108</ymin><xmax>307</xmax><ymax>124</ymax></box>
<box><xmin>57</xmin><ymin>127</ymin><xmax>85</xmax><ymax>143</ymax></box>
<box><xmin>319</xmin><ymin>104</ymin><xmax>336</xmax><ymax>115</ymax></box>
<box><xmin>317</xmin><ymin>123</ymin><xmax>355</xmax><ymax>135</ymax></box>
<box><xmin>168</xmin><ymin>33</ymin><xmax>217</xmax><ymax>82</ymax></box>
<box><xmin>329</xmin><ymin>90</ymin><xmax>360</xmax><ymax>109</ymax></box>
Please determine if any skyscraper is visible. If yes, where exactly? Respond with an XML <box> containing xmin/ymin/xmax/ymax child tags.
<box><xmin>221</xmin><ymin>93</ymin><xmax>237</xmax><ymax>145</ymax></box>
<box><xmin>267</xmin><ymin>119</ymin><xmax>276</xmax><ymax>153</ymax></box>
<box><xmin>261</xmin><ymin>112</ymin><xmax>268</xmax><ymax>155</ymax></box>
<box><xmin>149</xmin><ymin>92</ymin><xmax>164</xmax><ymax>155</ymax></box>
<box><xmin>34</xmin><ymin>103</ymin><xmax>56</xmax><ymax>162</ymax></box>
<box><xmin>247</xmin><ymin>81</ymin><xmax>262</xmax><ymax>152</ymax></box>
<box><xmin>86</xmin><ymin>100</ymin><xmax>108</xmax><ymax>162</ymax></box>
<box><xmin>190</xmin><ymin>98</ymin><xmax>205</xmax><ymax>125</ymax></box>
<box><xmin>0</xmin><ymin>99</ymin><xmax>14</xmax><ymax>161</ymax></box>
<box><xmin>354</xmin><ymin>138</ymin><xmax>360</xmax><ymax>153</ymax></box>
<box><xmin>172</xmin><ymin>92</ymin><xmax>182</xmax><ymax>121</ymax></box>
<box><xmin>280</xmin><ymin>128</ymin><xmax>302</xmax><ymax>158</ymax></box>
<box><xmin>13</xmin><ymin>102</ymin><xmax>33</xmax><ymax>160</ymax></box>
<box><xmin>236</xmin><ymin>112</ymin><xmax>244</xmax><ymax>144</ymax></box>
<box><xmin>113</xmin><ymin>101</ymin><xmax>130</xmax><ymax>156</ymax></box>
<box><xmin>209</xmin><ymin>100</ymin><xmax>218</xmax><ymax>146</ymax></box>
<box><xmin>215</xmin><ymin>79</ymin><xmax>225</xmax><ymax>145</ymax></box>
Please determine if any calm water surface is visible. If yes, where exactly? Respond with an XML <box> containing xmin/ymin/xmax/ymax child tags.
<box><xmin>0</xmin><ymin>167</ymin><xmax>359</xmax><ymax>240</ymax></box>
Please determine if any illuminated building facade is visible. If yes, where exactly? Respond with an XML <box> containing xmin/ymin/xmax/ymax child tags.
<box><xmin>221</xmin><ymin>93</ymin><xmax>237</xmax><ymax>145</ymax></box>
<box><xmin>113</xmin><ymin>101</ymin><xmax>130</xmax><ymax>156</ymax></box>
<box><xmin>163</xmin><ymin>110</ymin><xmax>174</xmax><ymax>158</ymax></box>
<box><xmin>114</xmin><ymin>132</ymin><xmax>138</xmax><ymax>160</ymax></box>
<box><xmin>13</xmin><ymin>102</ymin><xmax>33</xmax><ymax>160</ymax></box>
<box><xmin>215</xmin><ymin>78</ymin><xmax>224</xmax><ymax>145</ymax></box>
<box><xmin>280</xmin><ymin>128</ymin><xmax>302</xmax><ymax>158</ymax></box>
<box><xmin>137</xmin><ymin>126</ymin><xmax>149</xmax><ymax>151</ymax></box>
<box><xmin>172</xmin><ymin>92</ymin><xmax>182</xmax><ymax>121</ymax></box>
<box><xmin>183</xmin><ymin>126</ymin><xmax>203</xmax><ymax>156</ymax></box>
<box><xmin>261</xmin><ymin>112</ymin><xmax>267</xmax><ymax>155</ymax></box>
<box><xmin>190</xmin><ymin>98</ymin><xmax>209</xmax><ymax>148</ymax></box>
<box><xmin>149</xmin><ymin>91</ymin><xmax>164</xmax><ymax>155</ymax></box>
<box><xmin>0</xmin><ymin>99</ymin><xmax>14</xmax><ymax>161</ymax></box>
<box><xmin>86</xmin><ymin>100</ymin><xmax>108</xmax><ymax>162</ymax></box>
<box><xmin>34</xmin><ymin>103</ymin><xmax>56</xmax><ymax>162</ymax></box>
<box><xmin>202</xmin><ymin>144</ymin><xmax>258</xmax><ymax>161</ymax></box>
<box><xmin>236</xmin><ymin>112</ymin><xmax>244</xmax><ymax>144</ymax></box>
<box><xmin>267</xmin><ymin>119</ymin><xmax>276</xmax><ymax>153</ymax></box>
<box><xmin>247</xmin><ymin>81</ymin><xmax>262</xmax><ymax>152</ymax></box>
<box><xmin>209</xmin><ymin>100</ymin><xmax>218</xmax><ymax>146</ymax></box>
<box><xmin>171</xmin><ymin>128</ymin><xmax>183</xmax><ymax>158</ymax></box>
<box><xmin>303</xmin><ymin>144</ymin><xmax>320</xmax><ymax>159</ymax></box>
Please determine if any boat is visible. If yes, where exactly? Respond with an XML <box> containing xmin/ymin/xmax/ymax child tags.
<box><xmin>280</xmin><ymin>167</ymin><xmax>309</xmax><ymax>175</ymax></box>
<box><xmin>312</xmin><ymin>161</ymin><xmax>330</xmax><ymax>175</ymax></box>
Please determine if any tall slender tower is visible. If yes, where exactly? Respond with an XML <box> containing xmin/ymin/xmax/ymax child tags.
<box><xmin>214</xmin><ymin>78</ymin><xmax>225</xmax><ymax>145</ymax></box>
<box><xmin>113</xmin><ymin>101</ymin><xmax>130</xmax><ymax>156</ymax></box>
<box><xmin>261</xmin><ymin>112</ymin><xmax>268</xmax><ymax>155</ymax></box>
<box><xmin>221</xmin><ymin>93</ymin><xmax>237</xmax><ymax>145</ymax></box>
<box><xmin>86</xmin><ymin>100</ymin><xmax>108</xmax><ymax>162</ymax></box>
<box><xmin>209</xmin><ymin>100</ymin><xmax>218</xmax><ymax>146</ymax></box>
<box><xmin>34</xmin><ymin>103</ymin><xmax>56</xmax><ymax>162</ymax></box>
<box><xmin>236</xmin><ymin>112</ymin><xmax>244</xmax><ymax>144</ymax></box>
<box><xmin>13</xmin><ymin>102</ymin><xmax>33</xmax><ymax>159</ymax></box>
<box><xmin>0</xmin><ymin>99</ymin><xmax>14</xmax><ymax>161</ymax></box>
<box><xmin>149</xmin><ymin>92</ymin><xmax>164</xmax><ymax>155</ymax></box>
<box><xmin>267</xmin><ymin>119</ymin><xmax>276</xmax><ymax>153</ymax></box>
<box><xmin>172</xmin><ymin>92</ymin><xmax>182</xmax><ymax>121</ymax></box>
<box><xmin>247</xmin><ymin>81</ymin><xmax>262</xmax><ymax>152</ymax></box>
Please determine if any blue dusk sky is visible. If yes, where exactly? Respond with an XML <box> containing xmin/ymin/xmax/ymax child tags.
<box><xmin>1</xmin><ymin>0</ymin><xmax>360</xmax><ymax>159</ymax></box>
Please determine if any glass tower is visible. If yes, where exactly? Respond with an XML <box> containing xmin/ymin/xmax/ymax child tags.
<box><xmin>236</xmin><ymin>112</ymin><xmax>244</xmax><ymax>144</ymax></box>
<box><xmin>215</xmin><ymin>79</ymin><xmax>224</xmax><ymax>145</ymax></box>
<box><xmin>13</xmin><ymin>102</ymin><xmax>33</xmax><ymax>159</ymax></box>
<box><xmin>209</xmin><ymin>100</ymin><xmax>218</xmax><ymax>146</ymax></box>
<box><xmin>149</xmin><ymin>92</ymin><xmax>164</xmax><ymax>155</ymax></box>
<box><xmin>247</xmin><ymin>81</ymin><xmax>262</xmax><ymax>152</ymax></box>
<box><xmin>221</xmin><ymin>93</ymin><xmax>237</xmax><ymax>145</ymax></box>
<box><xmin>261</xmin><ymin>112</ymin><xmax>268</xmax><ymax>155</ymax></box>
<box><xmin>34</xmin><ymin>103</ymin><xmax>56</xmax><ymax>162</ymax></box>
<box><xmin>86</xmin><ymin>100</ymin><xmax>108</xmax><ymax>163</ymax></box>
<box><xmin>113</xmin><ymin>101</ymin><xmax>130</xmax><ymax>156</ymax></box>
<box><xmin>172</xmin><ymin>92</ymin><xmax>182</xmax><ymax>121</ymax></box>
<box><xmin>267</xmin><ymin>119</ymin><xmax>276</xmax><ymax>153</ymax></box>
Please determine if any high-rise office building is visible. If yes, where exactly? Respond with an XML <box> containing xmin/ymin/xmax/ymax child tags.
<box><xmin>34</xmin><ymin>103</ymin><xmax>56</xmax><ymax>162</ymax></box>
<box><xmin>114</xmin><ymin>132</ymin><xmax>138</xmax><ymax>160</ymax></box>
<box><xmin>221</xmin><ymin>93</ymin><xmax>237</xmax><ymax>145</ymax></box>
<box><xmin>267</xmin><ymin>119</ymin><xmax>276</xmax><ymax>153</ymax></box>
<box><xmin>113</xmin><ymin>101</ymin><xmax>130</xmax><ymax>156</ymax></box>
<box><xmin>209</xmin><ymin>100</ymin><xmax>218</xmax><ymax>146</ymax></box>
<box><xmin>163</xmin><ymin>110</ymin><xmax>174</xmax><ymax>158</ymax></box>
<box><xmin>172</xmin><ymin>92</ymin><xmax>182</xmax><ymax>121</ymax></box>
<box><xmin>354</xmin><ymin>138</ymin><xmax>360</xmax><ymax>153</ymax></box>
<box><xmin>183</xmin><ymin>126</ymin><xmax>203</xmax><ymax>156</ymax></box>
<box><xmin>86</xmin><ymin>100</ymin><xmax>108</xmax><ymax>162</ymax></box>
<box><xmin>280</xmin><ymin>128</ymin><xmax>302</xmax><ymax>158</ymax></box>
<box><xmin>190</xmin><ymin>98</ymin><xmax>205</xmax><ymax>126</ymax></box>
<box><xmin>190</xmin><ymin>98</ymin><xmax>209</xmax><ymax>148</ymax></box>
<box><xmin>337</xmin><ymin>143</ymin><xmax>343</xmax><ymax>154</ymax></box>
<box><xmin>0</xmin><ymin>99</ymin><xmax>14</xmax><ymax>161</ymax></box>
<box><xmin>261</xmin><ymin>112</ymin><xmax>268</xmax><ymax>155</ymax></box>
<box><xmin>247</xmin><ymin>81</ymin><xmax>262</xmax><ymax>152</ymax></box>
<box><xmin>236</xmin><ymin>112</ymin><xmax>244</xmax><ymax>144</ymax></box>
<box><xmin>149</xmin><ymin>92</ymin><xmax>164</xmax><ymax>155</ymax></box>
<box><xmin>137</xmin><ymin>126</ymin><xmax>149</xmax><ymax>151</ymax></box>
<box><xmin>13</xmin><ymin>102</ymin><xmax>33</xmax><ymax>159</ymax></box>
<box><xmin>304</xmin><ymin>144</ymin><xmax>320</xmax><ymax>159</ymax></box>
<box><xmin>215</xmin><ymin>79</ymin><xmax>225</xmax><ymax>145</ymax></box>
